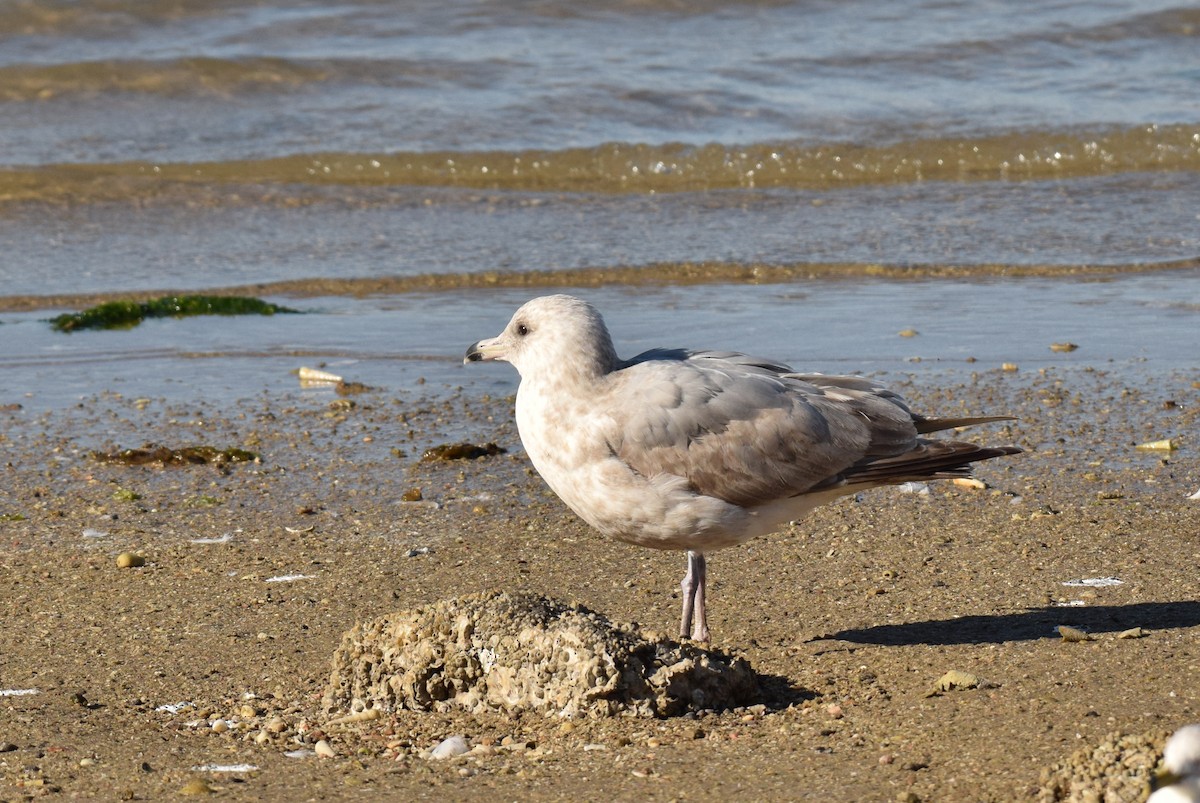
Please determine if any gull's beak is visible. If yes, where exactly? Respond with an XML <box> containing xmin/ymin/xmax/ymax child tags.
<box><xmin>464</xmin><ymin>336</ymin><xmax>505</xmax><ymax>364</ymax></box>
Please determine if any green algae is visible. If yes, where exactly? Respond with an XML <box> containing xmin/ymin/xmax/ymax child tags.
<box><xmin>50</xmin><ymin>295</ymin><xmax>298</xmax><ymax>332</ymax></box>
<box><xmin>91</xmin><ymin>444</ymin><xmax>260</xmax><ymax>467</ymax></box>
<box><xmin>420</xmin><ymin>442</ymin><xmax>506</xmax><ymax>462</ymax></box>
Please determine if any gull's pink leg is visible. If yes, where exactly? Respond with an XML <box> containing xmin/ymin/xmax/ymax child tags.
<box><xmin>679</xmin><ymin>551</ymin><xmax>710</xmax><ymax>642</ymax></box>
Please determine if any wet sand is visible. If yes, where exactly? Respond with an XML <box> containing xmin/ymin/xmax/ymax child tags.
<box><xmin>1</xmin><ymin>365</ymin><xmax>1198</xmax><ymax>800</ymax></box>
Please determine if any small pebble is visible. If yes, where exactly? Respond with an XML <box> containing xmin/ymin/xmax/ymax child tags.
<box><xmin>179</xmin><ymin>779</ymin><xmax>213</xmax><ymax>795</ymax></box>
<box><xmin>826</xmin><ymin>703</ymin><xmax>844</xmax><ymax>719</ymax></box>
<box><xmin>116</xmin><ymin>552</ymin><xmax>145</xmax><ymax>569</ymax></box>
<box><xmin>266</xmin><ymin>717</ymin><xmax>288</xmax><ymax>734</ymax></box>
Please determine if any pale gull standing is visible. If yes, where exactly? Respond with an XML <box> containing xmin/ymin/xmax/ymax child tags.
<box><xmin>465</xmin><ymin>295</ymin><xmax>1020</xmax><ymax>642</ymax></box>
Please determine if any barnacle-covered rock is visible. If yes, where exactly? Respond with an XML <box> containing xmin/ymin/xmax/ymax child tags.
<box><xmin>323</xmin><ymin>591</ymin><xmax>759</xmax><ymax>718</ymax></box>
<box><xmin>1036</xmin><ymin>730</ymin><xmax>1169</xmax><ymax>803</ymax></box>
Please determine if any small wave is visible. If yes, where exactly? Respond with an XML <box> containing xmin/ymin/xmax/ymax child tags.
<box><xmin>0</xmin><ymin>57</ymin><xmax>337</xmax><ymax>101</ymax></box>
<box><xmin>1</xmin><ymin>124</ymin><xmax>1196</xmax><ymax>203</ymax></box>
<box><xmin>0</xmin><ymin>0</ymin><xmax>256</xmax><ymax>37</ymax></box>
<box><xmin>3</xmin><ymin>257</ymin><xmax>1198</xmax><ymax>313</ymax></box>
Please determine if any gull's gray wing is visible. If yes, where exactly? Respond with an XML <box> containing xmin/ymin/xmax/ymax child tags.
<box><xmin>601</xmin><ymin>351</ymin><xmax>921</xmax><ymax>508</ymax></box>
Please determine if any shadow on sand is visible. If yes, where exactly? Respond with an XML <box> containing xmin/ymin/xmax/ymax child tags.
<box><xmin>817</xmin><ymin>601</ymin><xmax>1200</xmax><ymax>647</ymax></box>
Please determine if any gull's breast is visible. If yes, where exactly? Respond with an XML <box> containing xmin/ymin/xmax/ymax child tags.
<box><xmin>515</xmin><ymin>383</ymin><xmax>753</xmax><ymax>551</ymax></box>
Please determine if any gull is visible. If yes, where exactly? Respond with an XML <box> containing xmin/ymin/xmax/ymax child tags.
<box><xmin>465</xmin><ymin>295</ymin><xmax>1020</xmax><ymax>642</ymax></box>
<box><xmin>1150</xmin><ymin>724</ymin><xmax>1200</xmax><ymax>803</ymax></box>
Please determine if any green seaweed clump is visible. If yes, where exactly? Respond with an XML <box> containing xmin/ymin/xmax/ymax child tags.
<box><xmin>420</xmin><ymin>442</ymin><xmax>506</xmax><ymax>462</ymax></box>
<box><xmin>51</xmin><ymin>295</ymin><xmax>298</xmax><ymax>332</ymax></box>
<box><xmin>91</xmin><ymin>444</ymin><xmax>260</xmax><ymax>467</ymax></box>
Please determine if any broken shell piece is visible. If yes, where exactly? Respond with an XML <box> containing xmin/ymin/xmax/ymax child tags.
<box><xmin>429</xmin><ymin>735</ymin><xmax>469</xmax><ymax>760</ymax></box>
<box><xmin>1057</xmin><ymin>625</ymin><xmax>1092</xmax><ymax>642</ymax></box>
<box><xmin>936</xmin><ymin>670</ymin><xmax>981</xmax><ymax>691</ymax></box>
<box><xmin>951</xmin><ymin>477</ymin><xmax>987</xmax><ymax>490</ymax></box>
<box><xmin>926</xmin><ymin>670</ymin><xmax>997</xmax><ymax>697</ymax></box>
<box><xmin>298</xmin><ymin>366</ymin><xmax>343</xmax><ymax>385</ymax></box>
<box><xmin>1117</xmin><ymin>627</ymin><xmax>1148</xmax><ymax>639</ymax></box>
<box><xmin>1136</xmin><ymin>439</ymin><xmax>1176</xmax><ymax>451</ymax></box>
<box><xmin>1001</xmin><ymin>363</ymin><xmax>1019</xmax><ymax>373</ymax></box>
<box><xmin>1049</xmin><ymin>342</ymin><xmax>1079</xmax><ymax>353</ymax></box>
<box><xmin>324</xmin><ymin>708</ymin><xmax>380</xmax><ymax>727</ymax></box>
<box><xmin>1188</xmin><ymin>488</ymin><xmax>1200</xmax><ymax>501</ymax></box>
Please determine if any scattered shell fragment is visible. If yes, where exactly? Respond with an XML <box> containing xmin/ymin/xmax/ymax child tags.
<box><xmin>1062</xmin><ymin>577</ymin><xmax>1123</xmax><ymax>588</ymax></box>
<box><xmin>1049</xmin><ymin>342</ymin><xmax>1079</xmax><ymax>352</ymax></box>
<box><xmin>1001</xmin><ymin>362</ymin><xmax>1019</xmax><ymax>372</ymax></box>
<box><xmin>323</xmin><ymin>591</ymin><xmax>760</xmax><ymax>718</ymax></box>
<box><xmin>297</xmin><ymin>366</ymin><xmax>343</xmax><ymax>385</ymax></box>
<box><xmin>1136</xmin><ymin>439</ymin><xmax>1177</xmax><ymax>451</ymax></box>
<box><xmin>314</xmin><ymin>739</ymin><xmax>335</xmax><ymax>759</ymax></box>
<box><xmin>1188</xmin><ymin>488</ymin><xmax>1200</xmax><ymax>501</ymax></box>
<box><xmin>1057</xmin><ymin>625</ymin><xmax>1093</xmax><ymax>642</ymax></box>
<box><xmin>116</xmin><ymin>552</ymin><xmax>145</xmax><ymax>569</ymax></box>
<box><xmin>1117</xmin><ymin>627</ymin><xmax>1148</xmax><ymax>639</ymax></box>
<box><xmin>898</xmin><ymin>328</ymin><xmax>919</xmax><ymax>338</ymax></box>
<box><xmin>951</xmin><ymin>477</ymin><xmax>987</xmax><ymax>490</ymax></box>
<box><xmin>927</xmin><ymin>670</ymin><xmax>996</xmax><ymax>696</ymax></box>
<box><xmin>325</xmin><ymin>708</ymin><xmax>380</xmax><ymax>727</ymax></box>
<box><xmin>190</xmin><ymin>534</ymin><xmax>233</xmax><ymax>545</ymax></box>
<box><xmin>429</xmin><ymin>735</ymin><xmax>470</xmax><ymax>760</ymax></box>
<box><xmin>264</xmin><ymin>574</ymin><xmax>315</xmax><ymax>583</ymax></box>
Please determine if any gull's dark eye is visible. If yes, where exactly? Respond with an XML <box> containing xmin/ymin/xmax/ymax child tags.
<box><xmin>516</xmin><ymin>323</ymin><xmax>530</xmax><ymax>336</ymax></box>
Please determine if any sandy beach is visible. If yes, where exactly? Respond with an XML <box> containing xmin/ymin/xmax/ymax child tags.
<box><xmin>2</xmin><ymin>361</ymin><xmax>1198</xmax><ymax>801</ymax></box>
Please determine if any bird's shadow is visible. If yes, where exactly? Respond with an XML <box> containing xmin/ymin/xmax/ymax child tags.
<box><xmin>815</xmin><ymin>601</ymin><xmax>1200</xmax><ymax>647</ymax></box>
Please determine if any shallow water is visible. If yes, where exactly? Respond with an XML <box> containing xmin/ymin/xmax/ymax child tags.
<box><xmin>3</xmin><ymin>274</ymin><xmax>1198</xmax><ymax>413</ymax></box>
<box><xmin>0</xmin><ymin>0</ymin><xmax>1198</xmax><ymax>412</ymax></box>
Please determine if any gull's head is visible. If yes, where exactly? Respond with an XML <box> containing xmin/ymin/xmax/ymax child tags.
<box><xmin>464</xmin><ymin>294</ymin><xmax>619</xmax><ymax>380</ymax></box>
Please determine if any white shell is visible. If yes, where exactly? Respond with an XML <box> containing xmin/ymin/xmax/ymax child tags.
<box><xmin>298</xmin><ymin>366</ymin><xmax>343</xmax><ymax>385</ymax></box>
<box><xmin>429</xmin><ymin>735</ymin><xmax>469</xmax><ymax>760</ymax></box>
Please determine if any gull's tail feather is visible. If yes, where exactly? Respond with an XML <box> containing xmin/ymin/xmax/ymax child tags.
<box><xmin>843</xmin><ymin>441</ymin><xmax>1022</xmax><ymax>487</ymax></box>
<box><xmin>913</xmin><ymin>415</ymin><xmax>1016</xmax><ymax>434</ymax></box>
